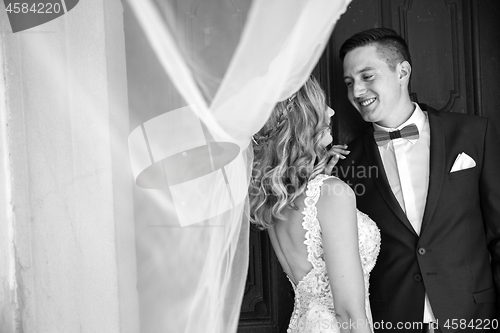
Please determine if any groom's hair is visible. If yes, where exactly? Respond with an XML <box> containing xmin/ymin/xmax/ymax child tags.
<box><xmin>339</xmin><ymin>27</ymin><xmax>412</xmax><ymax>71</ymax></box>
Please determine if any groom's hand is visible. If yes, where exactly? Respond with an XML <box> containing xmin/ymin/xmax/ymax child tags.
<box><xmin>325</xmin><ymin>144</ymin><xmax>349</xmax><ymax>175</ymax></box>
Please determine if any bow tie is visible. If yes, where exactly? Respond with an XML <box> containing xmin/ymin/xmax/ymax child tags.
<box><xmin>374</xmin><ymin>123</ymin><xmax>419</xmax><ymax>146</ymax></box>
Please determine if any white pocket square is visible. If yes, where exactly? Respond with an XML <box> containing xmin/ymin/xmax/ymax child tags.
<box><xmin>450</xmin><ymin>152</ymin><xmax>476</xmax><ymax>173</ymax></box>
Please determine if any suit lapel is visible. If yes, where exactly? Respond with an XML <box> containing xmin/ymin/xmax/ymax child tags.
<box><xmin>363</xmin><ymin>129</ymin><xmax>418</xmax><ymax>236</ymax></box>
<box><xmin>420</xmin><ymin>109</ymin><xmax>445</xmax><ymax>233</ymax></box>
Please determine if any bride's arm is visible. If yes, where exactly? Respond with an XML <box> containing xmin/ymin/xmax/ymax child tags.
<box><xmin>316</xmin><ymin>178</ymin><xmax>372</xmax><ymax>333</ymax></box>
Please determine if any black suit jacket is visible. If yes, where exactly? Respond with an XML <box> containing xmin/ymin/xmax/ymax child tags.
<box><xmin>335</xmin><ymin>106</ymin><xmax>500</xmax><ymax>332</ymax></box>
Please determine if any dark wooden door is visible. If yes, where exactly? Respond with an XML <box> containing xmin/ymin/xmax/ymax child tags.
<box><xmin>238</xmin><ymin>1</ymin><xmax>500</xmax><ymax>332</ymax></box>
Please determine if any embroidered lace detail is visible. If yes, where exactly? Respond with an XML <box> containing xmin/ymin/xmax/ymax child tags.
<box><xmin>286</xmin><ymin>174</ymin><xmax>381</xmax><ymax>333</ymax></box>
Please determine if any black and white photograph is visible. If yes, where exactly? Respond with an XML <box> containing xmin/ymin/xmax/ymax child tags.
<box><xmin>0</xmin><ymin>0</ymin><xmax>499</xmax><ymax>332</ymax></box>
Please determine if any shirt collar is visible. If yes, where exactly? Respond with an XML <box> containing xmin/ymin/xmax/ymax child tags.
<box><xmin>373</xmin><ymin>103</ymin><xmax>425</xmax><ymax>145</ymax></box>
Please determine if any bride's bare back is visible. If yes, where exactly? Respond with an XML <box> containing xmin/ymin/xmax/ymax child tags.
<box><xmin>268</xmin><ymin>191</ymin><xmax>312</xmax><ymax>285</ymax></box>
<box><xmin>266</xmin><ymin>175</ymin><xmax>380</xmax><ymax>333</ymax></box>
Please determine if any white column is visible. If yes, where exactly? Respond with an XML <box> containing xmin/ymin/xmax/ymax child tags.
<box><xmin>0</xmin><ymin>0</ymin><xmax>139</xmax><ymax>332</ymax></box>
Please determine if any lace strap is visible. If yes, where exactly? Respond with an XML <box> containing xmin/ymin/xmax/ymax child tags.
<box><xmin>301</xmin><ymin>174</ymin><xmax>335</xmax><ymax>269</ymax></box>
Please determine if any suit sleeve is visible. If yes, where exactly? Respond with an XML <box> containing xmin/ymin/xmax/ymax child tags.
<box><xmin>479</xmin><ymin>119</ymin><xmax>500</xmax><ymax>316</ymax></box>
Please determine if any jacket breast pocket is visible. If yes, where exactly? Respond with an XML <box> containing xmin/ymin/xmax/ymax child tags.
<box><xmin>448</xmin><ymin>167</ymin><xmax>477</xmax><ymax>180</ymax></box>
<box><xmin>443</xmin><ymin>168</ymin><xmax>476</xmax><ymax>203</ymax></box>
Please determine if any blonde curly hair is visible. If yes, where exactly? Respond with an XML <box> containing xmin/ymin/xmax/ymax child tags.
<box><xmin>249</xmin><ymin>76</ymin><xmax>331</xmax><ymax>229</ymax></box>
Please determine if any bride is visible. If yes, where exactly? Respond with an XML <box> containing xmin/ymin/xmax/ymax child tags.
<box><xmin>249</xmin><ymin>76</ymin><xmax>380</xmax><ymax>333</ymax></box>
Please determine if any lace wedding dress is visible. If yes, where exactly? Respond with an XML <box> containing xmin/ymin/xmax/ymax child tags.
<box><xmin>287</xmin><ymin>174</ymin><xmax>381</xmax><ymax>333</ymax></box>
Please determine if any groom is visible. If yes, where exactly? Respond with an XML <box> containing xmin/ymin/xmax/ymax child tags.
<box><xmin>334</xmin><ymin>28</ymin><xmax>500</xmax><ymax>332</ymax></box>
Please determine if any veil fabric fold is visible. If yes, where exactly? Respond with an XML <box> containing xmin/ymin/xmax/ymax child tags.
<box><xmin>126</xmin><ymin>0</ymin><xmax>351</xmax><ymax>331</ymax></box>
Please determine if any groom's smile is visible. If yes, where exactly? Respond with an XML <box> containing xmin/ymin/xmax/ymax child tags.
<box><xmin>360</xmin><ymin>97</ymin><xmax>376</xmax><ymax>107</ymax></box>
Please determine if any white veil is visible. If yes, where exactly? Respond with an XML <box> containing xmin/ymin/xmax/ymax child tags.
<box><xmin>0</xmin><ymin>0</ymin><xmax>352</xmax><ymax>331</ymax></box>
<box><xmin>126</xmin><ymin>0</ymin><xmax>351</xmax><ymax>332</ymax></box>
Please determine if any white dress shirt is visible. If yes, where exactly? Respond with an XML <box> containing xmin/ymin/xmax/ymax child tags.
<box><xmin>373</xmin><ymin>103</ymin><xmax>436</xmax><ymax>323</ymax></box>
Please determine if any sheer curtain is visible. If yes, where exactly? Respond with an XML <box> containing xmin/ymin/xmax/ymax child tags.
<box><xmin>125</xmin><ymin>0</ymin><xmax>351</xmax><ymax>332</ymax></box>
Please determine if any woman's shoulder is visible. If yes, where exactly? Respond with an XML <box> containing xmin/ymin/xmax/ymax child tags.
<box><xmin>310</xmin><ymin>174</ymin><xmax>354</xmax><ymax>198</ymax></box>
<box><xmin>314</xmin><ymin>175</ymin><xmax>356</xmax><ymax>223</ymax></box>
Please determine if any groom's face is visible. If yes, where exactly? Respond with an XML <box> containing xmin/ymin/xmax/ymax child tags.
<box><xmin>343</xmin><ymin>44</ymin><xmax>405</xmax><ymax>127</ymax></box>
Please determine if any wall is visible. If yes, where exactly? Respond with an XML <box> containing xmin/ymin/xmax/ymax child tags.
<box><xmin>0</xmin><ymin>0</ymin><xmax>139</xmax><ymax>332</ymax></box>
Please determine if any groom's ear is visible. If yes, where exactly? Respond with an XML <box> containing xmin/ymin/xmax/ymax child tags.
<box><xmin>398</xmin><ymin>61</ymin><xmax>411</xmax><ymax>85</ymax></box>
